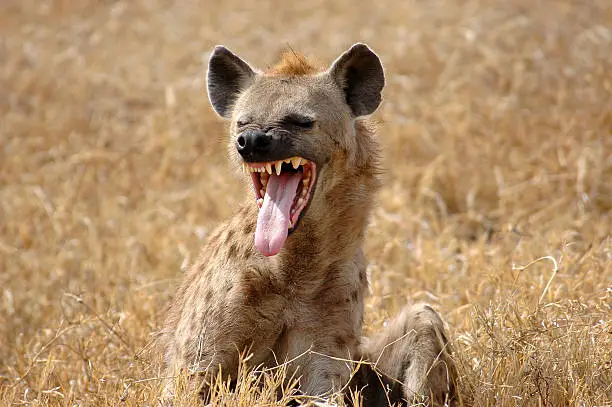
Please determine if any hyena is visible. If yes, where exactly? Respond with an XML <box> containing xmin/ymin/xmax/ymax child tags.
<box><xmin>161</xmin><ymin>44</ymin><xmax>456</xmax><ymax>406</ymax></box>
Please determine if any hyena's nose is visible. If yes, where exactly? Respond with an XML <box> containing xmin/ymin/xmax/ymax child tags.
<box><xmin>236</xmin><ymin>130</ymin><xmax>272</xmax><ymax>159</ymax></box>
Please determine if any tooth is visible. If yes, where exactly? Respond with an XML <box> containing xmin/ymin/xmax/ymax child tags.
<box><xmin>284</xmin><ymin>158</ymin><xmax>291</xmax><ymax>164</ymax></box>
<box><xmin>275</xmin><ymin>161</ymin><xmax>282</xmax><ymax>176</ymax></box>
<box><xmin>260</xmin><ymin>188</ymin><xmax>265</xmax><ymax>196</ymax></box>
<box><xmin>291</xmin><ymin>157</ymin><xmax>302</xmax><ymax>169</ymax></box>
<box><xmin>257</xmin><ymin>198</ymin><xmax>263</xmax><ymax>208</ymax></box>
<box><xmin>265</xmin><ymin>163</ymin><xmax>272</xmax><ymax>174</ymax></box>
<box><xmin>261</xmin><ymin>177</ymin><xmax>268</xmax><ymax>186</ymax></box>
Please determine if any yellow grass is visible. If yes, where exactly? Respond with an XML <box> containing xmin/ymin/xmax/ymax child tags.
<box><xmin>1</xmin><ymin>0</ymin><xmax>611</xmax><ymax>405</ymax></box>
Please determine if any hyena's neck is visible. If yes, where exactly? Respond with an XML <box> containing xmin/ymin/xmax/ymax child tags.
<box><xmin>279</xmin><ymin>120</ymin><xmax>381</xmax><ymax>273</ymax></box>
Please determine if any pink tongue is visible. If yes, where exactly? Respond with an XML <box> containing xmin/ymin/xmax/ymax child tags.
<box><xmin>255</xmin><ymin>172</ymin><xmax>302</xmax><ymax>256</ymax></box>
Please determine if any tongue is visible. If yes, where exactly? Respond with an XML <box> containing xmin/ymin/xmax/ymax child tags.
<box><xmin>255</xmin><ymin>172</ymin><xmax>302</xmax><ymax>256</ymax></box>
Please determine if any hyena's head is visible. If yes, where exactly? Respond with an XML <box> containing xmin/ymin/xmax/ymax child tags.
<box><xmin>207</xmin><ymin>44</ymin><xmax>384</xmax><ymax>256</ymax></box>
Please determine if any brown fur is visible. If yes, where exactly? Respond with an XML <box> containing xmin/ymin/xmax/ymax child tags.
<box><xmin>161</xmin><ymin>45</ymin><xmax>456</xmax><ymax>406</ymax></box>
<box><xmin>265</xmin><ymin>50</ymin><xmax>321</xmax><ymax>76</ymax></box>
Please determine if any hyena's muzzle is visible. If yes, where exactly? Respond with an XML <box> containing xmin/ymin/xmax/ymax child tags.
<box><xmin>235</xmin><ymin>122</ymin><xmax>318</xmax><ymax>257</ymax></box>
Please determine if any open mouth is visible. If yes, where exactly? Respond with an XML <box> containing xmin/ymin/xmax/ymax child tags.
<box><xmin>242</xmin><ymin>157</ymin><xmax>317</xmax><ymax>256</ymax></box>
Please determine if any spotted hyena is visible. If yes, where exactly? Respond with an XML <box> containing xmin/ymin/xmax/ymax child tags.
<box><xmin>161</xmin><ymin>44</ymin><xmax>456</xmax><ymax>406</ymax></box>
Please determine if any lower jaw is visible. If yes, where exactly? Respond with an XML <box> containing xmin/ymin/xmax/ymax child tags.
<box><xmin>287</xmin><ymin>207</ymin><xmax>307</xmax><ymax>235</ymax></box>
<box><xmin>246</xmin><ymin>158</ymin><xmax>317</xmax><ymax>256</ymax></box>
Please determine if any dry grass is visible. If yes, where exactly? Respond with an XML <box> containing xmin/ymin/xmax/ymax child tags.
<box><xmin>1</xmin><ymin>0</ymin><xmax>611</xmax><ymax>405</ymax></box>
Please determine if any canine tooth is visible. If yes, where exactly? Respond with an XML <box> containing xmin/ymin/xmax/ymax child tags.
<box><xmin>275</xmin><ymin>161</ymin><xmax>282</xmax><ymax>176</ymax></box>
<box><xmin>291</xmin><ymin>157</ymin><xmax>302</xmax><ymax>169</ymax></box>
<box><xmin>265</xmin><ymin>163</ymin><xmax>272</xmax><ymax>174</ymax></box>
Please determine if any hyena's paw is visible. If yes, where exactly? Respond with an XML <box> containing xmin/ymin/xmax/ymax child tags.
<box><xmin>360</xmin><ymin>303</ymin><xmax>457</xmax><ymax>406</ymax></box>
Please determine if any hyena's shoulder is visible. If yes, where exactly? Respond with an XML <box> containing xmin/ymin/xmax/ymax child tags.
<box><xmin>162</xmin><ymin>205</ymin><xmax>258</xmax><ymax>325</ymax></box>
<box><xmin>187</xmin><ymin>204</ymin><xmax>259</xmax><ymax>273</ymax></box>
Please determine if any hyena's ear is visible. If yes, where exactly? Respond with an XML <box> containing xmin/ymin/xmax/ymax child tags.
<box><xmin>207</xmin><ymin>46</ymin><xmax>256</xmax><ymax>118</ymax></box>
<box><xmin>329</xmin><ymin>43</ymin><xmax>385</xmax><ymax>117</ymax></box>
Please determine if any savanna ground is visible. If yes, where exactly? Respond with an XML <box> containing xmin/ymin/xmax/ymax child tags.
<box><xmin>1</xmin><ymin>0</ymin><xmax>611</xmax><ymax>405</ymax></box>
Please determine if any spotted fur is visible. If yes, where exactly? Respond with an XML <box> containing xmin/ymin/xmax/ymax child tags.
<box><xmin>160</xmin><ymin>44</ymin><xmax>456</xmax><ymax>406</ymax></box>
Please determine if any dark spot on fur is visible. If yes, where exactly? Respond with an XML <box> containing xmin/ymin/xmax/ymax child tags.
<box><xmin>359</xmin><ymin>268</ymin><xmax>366</xmax><ymax>283</ymax></box>
<box><xmin>243</xmin><ymin>268</ymin><xmax>281</xmax><ymax>306</ymax></box>
<box><xmin>242</xmin><ymin>248</ymin><xmax>252</xmax><ymax>260</ymax></box>
<box><xmin>401</xmin><ymin>358</ymin><xmax>411</xmax><ymax>373</ymax></box>
<box><xmin>225</xmin><ymin>229</ymin><xmax>235</xmax><ymax>242</ymax></box>
<box><xmin>243</xmin><ymin>282</ymin><xmax>261</xmax><ymax>306</ymax></box>
<box><xmin>188</xmin><ymin>308</ymin><xmax>198</xmax><ymax>325</ymax></box>
<box><xmin>228</xmin><ymin>243</ymin><xmax>238</xmax><ymax>258</ymax></box>
<box><xmin>335</xmin><ymin>335</ymin><xmax>347</xmax><ymax>347</ymax></box>
<box><xmin>244</xmin><ymin>222</ymin><xmax>254</xmax><ymax>234</ymax></box>
<box><xmin>351</xmin><ymin>290</ymin><xmax>359</xmax><ymax>302</ymax></box>
<box><xmin>205</xmin><ymin>290</ymin><xmax>213</xmax><ymax>301</ymax></box>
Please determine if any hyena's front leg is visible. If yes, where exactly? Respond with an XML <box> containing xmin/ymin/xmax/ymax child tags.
<box><xmin>162</xmin><ymin>287</ymin><xmax>287</xmax><ymax>404</ymax></box>
<box><xmin>359</xmin><ymin>304</ymin><xmax>457</xmax><ymax>406</ymax></box>
<box><xmin>279</xmin><ymin>320</ymin><xmax>361</xmax><ymax>402</ymax></box>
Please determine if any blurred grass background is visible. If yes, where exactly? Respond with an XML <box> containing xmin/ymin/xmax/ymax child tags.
<box><xmin>1</xmin><ymin>0</ymin><xmax>611</xmax><ymax>405</ymax></box>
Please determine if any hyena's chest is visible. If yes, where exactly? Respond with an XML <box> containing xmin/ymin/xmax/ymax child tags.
<box><xmin>266</xmin><ymin>263</ymin><xmax>368</xmax><ymax>358</ymax></box>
